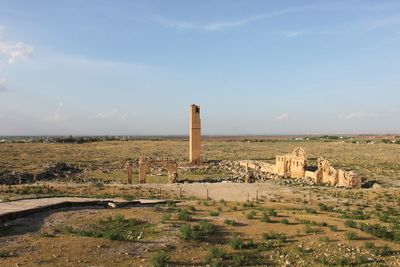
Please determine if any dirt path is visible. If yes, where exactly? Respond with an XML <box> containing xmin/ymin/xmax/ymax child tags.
<box><xmin>0</xmin><ymin>197</ymin><xmax>165</xmax><ymax>224</ymax></box>
<box><xmin>128</xmin><ymin>182</ymin><xmax>296</xmax><ymax>201</ymax></box>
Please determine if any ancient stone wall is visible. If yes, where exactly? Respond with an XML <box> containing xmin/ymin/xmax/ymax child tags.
<box><xmin>235</xmin><ymin>148</ymin><xmax>361</xmax><ymax>188</ymax></box>
<box><xmin>275</xmin><ymin>148</ymin><xmax>307</xmax><ymax>178</ymax></box>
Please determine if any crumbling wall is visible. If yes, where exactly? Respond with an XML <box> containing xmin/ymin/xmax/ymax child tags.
<box><xmin>236</xmin><ymin>147</ymin><xmax>361</xmax><ymax>188</ymax></box>
<box><xmin>275</xmin><ymin>148</ymin><xmax>307</xmax><ymax>178</ymax></box>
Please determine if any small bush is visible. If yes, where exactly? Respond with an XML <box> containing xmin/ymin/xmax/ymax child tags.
<box><xmin>260</xmin><ymin>212</ymin><xmax>272</xmax><ymax>223</ymax></box>
<box><xmin>267</xmin><ymin>209</ymin><xmax>278</xmax><ymax>216</ymax></box>
<box><xmin>246</xmin><ymin>210</ymin><xmax>257</xmax><ymax>219</ymax></box>
<box><xmin>345</xmin><ymin>220</ymin><xmax>357</xmax><ymax>228</ymax></box>
<box><xmin>318</xmin><ymin>203</ymin><xmax>334</xmax><ymax>212</ymax></box>
<box><xmin>178</xmin><ymin>209</ymin><xmax>192</xmax><ymax>221</ymax></box>
<box><xmin>150</xmin><ymin>251</ymin><xmax>169</xmax><ymax>267</ymax></box>
<box><xmin>232</xmin><ymin>254</ymin><xmax>245</xmax><ymax>266</ymax></box>
<box><xmin>229</xmin><ymin>234</ymin><xmax>244</xmax><ymax>250</ymax></box>
<box><xmin>204</xmin><ymin>246</ymin><xmax>225</xmax><ymax>264</ymax></box>
<box><xmin>209</xmin><ymin>211</ymin><xmax>220</xmax><ymax>217</ymax></box>
<box><xmin>305</xmin><ymin>207</ymin><xmax>317</xmax><ymax>214</ymax></box>
<box><xmin>329</xmin><ymin>225</ymin><xmax>338</xmax><ymax>232</ymax></box>
<box><xmin>364</xmin><ymin>242</ymin><xmax>393</xmax><ymax>256</ymax></box>
<box><xmin>224</xmin><ymin>219</ymin><xmax>240</xmax><ymax>226</ymax></box>
<box><xmin>242</xmin><ymin>201</ymin><xmax>255</xmax><ymax>208</ymax></box>
<box><xmin>346</xmin><ymin>231</ymin><xmax>357</xmax><ymax>240</ymax></box>
<box><xmin>280</xmin><ymin>219</ymin><xmax>289</xmax><ymax>225</ymax></box>
<box><xmin>262</xmin><ymin>232</ymin><xmax>287</xmax><ymax>243</ymax></box>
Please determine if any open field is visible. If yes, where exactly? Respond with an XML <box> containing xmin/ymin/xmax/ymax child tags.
<box><xmin>1</xmin><ymin>138</ymin><xmax>400</xmax><ymax>185</ymax></box>
<box><xmin>0</xmin><ymin>182</ymin><xmax>400</xmax><ymax>266</ymax></box>
<box><xmin>1</xmin><ymin>138</ymin><xmax>400</xmax><ymax>266</ymax></box>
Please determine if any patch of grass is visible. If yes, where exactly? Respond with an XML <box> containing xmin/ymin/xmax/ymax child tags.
<box><xmin>160</xmin><ymin>213</ymin><xmax>171</xmax><ymax>224</ymax></box>
<box><xmin>224</xmin><ymin>219</ymin><xmax>240</xmax><ymax>226</ymax></box>
<box><xmin>229</xmin><ymin>234</ymin><xmax>244</xmax><ymax>250</ymax></box>
<box><xmin>209</xmin><ymin>210</ymin><xmax>220</xmax><ymax>217</ymax></box>
<box><xmin>242</xmin><ymin>201</ymin><xmax>255</xmax><ymax>208</ymax></box>
<box><xmin>232</xmin><ymin>254</ymin><xmax>245</xmax><ymax>266</ymax></box>
<box><xmin>280</xmin><ymin>219</ymin><xmax>289</xmax><ymax>225</ymax></box>
<box><xmin>305</xmin><ymin>207</ymin><xmax>317</xmax><ymax>214</ymax></box>
<box><xmin>246</xmin><ymin>210</ymin><xmax>257</xmax><ymax>219</ymax></box>
<box><xmin>180</xmin><ymin>221</ymin><xmax>215</xmax><ymax>241</ymax></box>
<box><xmin>346</xmin><ymin>231</ymin><xmax>358</xmax><ymax>240</ymax></box>
<box><xmin>260</xmin><ymin>212</ymin><xmax>272</xmax><ymax>223</ymax></box>
<box><xmin>364</xmin><ymin>242</ymin><xmax>393</xmax><ymax>256</ymax></box>
<box><xmin>262</xmin><ymin>232</ymin><xmax>287</xmax><ymax>243</ymax></box>
<box><xmin>344</xmin><ymin>220</ymin><xmax>357</xmax><ymax>228</ymax></box>
<box><xmin>328</xmin><ymin>225</ymin><xmax>338</xmax><ymax>232</ymax></box>
<box><xmin>359</xmin><ymin>223</ymin><xmax>400</xmax><ymax>242</ymax></box>
<box><xmin>318</xmin><ymin>203</ymin><xmax>334</xmax><ymax>212</ymax></box>
<box><xmin>204</xmin><ymin>246</ymin><xmax>225</xmax><ymax>265</ymax></box>
<box><xmin>267</xmin><ymin>209</ymin><xmax>277</xmax><ymax>216</ymax></box>
<box><xmin>65</xmin><ymin>215</ymin><xmax>150</xmax><ymax>241</ymax></box>
<box><xmin>177</xmin><ymin>209</ymin><xmax>192</xmax><ymax>221</ymax></box>
<box><xmin>150</xmin><ymin>251</ymin><xmax>169</xmax><ymax>267</ymax></box>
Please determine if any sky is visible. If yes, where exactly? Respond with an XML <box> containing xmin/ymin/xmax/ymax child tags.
<box><xmin>0</xmin><ymin>0</ymin><xmax>399</xmax><ymax>135</ymax></box>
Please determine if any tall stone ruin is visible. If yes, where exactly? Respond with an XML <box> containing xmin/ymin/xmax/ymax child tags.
<box><xmin>189</xmin><ymin>104</ymin><xmax>201</xmax><ymax>165</ymax></box>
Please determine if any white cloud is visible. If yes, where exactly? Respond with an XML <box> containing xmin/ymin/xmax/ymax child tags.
<box><xmin>91</xmin><ymin>108</ymin><xmax>119</xmax><ymax>119</ymax></box>
<box><xmin>0</xmin><ymin>26</ymin><xmax>33</xmax><ymax>64</ymax></box>
<box><xmin>341</xmin><ymin>111</ymin><xmax>379</xmax><ymax>120</ymax></box>
<box><xmin>151</xmin><ymin>7</ymin><xmax>308</xmax><ymax>31</ymax></box>
<box><xmin>0</xmin><ymin>78</ymin><xmax>7</xmax><ymax>91</ymax></box>
<box><xmin>0</xmin><ymin>41</ymin><xmax>33</xmax><ymax>64</ymax></box>
<box><xmin>47</xmin><ymin>101</ymin><xmax>68</xmax><ymax>122</ymax></box>
<box><xmin>275</xmin><ymin>112</ymin><xmax>289</xmax><ymax>121</ymax></box>
<box><xmin>121</xmin><ymin>112</ymin><xmax>128</xmax><ymax>121</ymax></box>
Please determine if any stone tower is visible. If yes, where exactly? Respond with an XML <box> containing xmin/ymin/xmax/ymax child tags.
<box><xmin>189</xmin><ymin>104</ymin><xmax>201</xmax><ymax>165</ymax></box>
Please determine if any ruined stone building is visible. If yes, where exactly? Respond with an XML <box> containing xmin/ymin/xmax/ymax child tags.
<box><xmin>237</xmin><ymin>147</ymin><xmax>362</xmax><ymax>188</ymax></box>
<box><xmin>276</xmin><ymin>147</ymin><xmax>307</xmax><ymax>178</ymax></box>
<box><xmin>189</xmin><ymin>104</ymin><xmax>201</xmax><ymax>165</ymax></box>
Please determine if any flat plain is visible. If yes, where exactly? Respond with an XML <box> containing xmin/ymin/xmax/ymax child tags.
<box><xmin>0</xmin><ymin>137</ymin><xmax>400</xmax><ymax>266</ymax></box>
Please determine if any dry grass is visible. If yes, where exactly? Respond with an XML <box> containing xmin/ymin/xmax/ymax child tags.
<box><xmin>1</xmin><ymin>139</ymin><xmax>400</xmax><ymax>184</ymax></box>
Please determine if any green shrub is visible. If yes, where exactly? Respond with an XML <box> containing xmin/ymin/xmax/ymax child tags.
<box><xmin>246</xmin><ymin>210</ymin><xmax>257</xmax><ymax>219</ymax></box>
<box><xmin>267</xmin><ymin>209</ymin><xmax>278</xmax><ymax>216</ymax></box>
<box><xmin>346</xmin><ymin>231</ymin><xmax>357</xmax><ymax>240</ymax></box>
<box><xmin>232</xmin><ymin>254</ymin><xmax>245</xmax><ymax>266</ymax></box>
<box><xmin>262</xmin><ymin>232</ymin><xmax>287</xmax><ymax>243</ymax></box>
<box><xmin>318</xmin><ymin>203</ymin><xmax>334</xmax><ymax>212</ymax></box>
<box><xmin>204</xmin><ymin>246</ymin><xmax>225</xmax><ymax>264</ymax></box>
<box><xmin>209</xmin><ymin>211</ymin><xmax>220</xmax><ymax>217</ymax></box>
<box><xmin>345</xmin><ymin>220</ymin><xmax>357</xmax><ymax>228</ymax></box>
<box><xmin>242</xmin><ymin>201</ymin><xmax>255</xmax><ymax>208</ymax></box>
<box><xmin>364</xmin><ymin>242</ymin><xmax>393</xmax><ymax>256</ymax></box>
<box><xmin>305</xmin><ymin>207</ymin><xmax>317</xmax><ymax>214</ymax></box>
<box><xmin>229</xmin><ymin>234</ymin><xmax>244</xmax><ymax>250</ymax></box>
<box><xmin>329</xmin><ymin>225</ymin><xmax>338</xmax><ymax>232</ymax></box>
<box><xmin>67</xmin><ymin>215</ymin><xmax>147</xmax><ymax>241</ymax></box>
<box><xmin>180</xmin><ymin>221</ymin><xmax>215</xmax><ymax>241</ymax></box>
<box><xmin>260</xmin><ymin>211</ymin><xmax>272</xmax><ymax>223</ymax></box>
<box><xmin>178</xmin><ymin>209</ymin><xmax>192</xmax><ymax>221</ymax></box>
<box><xmin>150</xmin><ymin>251</ymin><xmax>169</xmax><ymax>267</ymax></box>
<box><xmin>224</xmin><ymin>219</ymin><xmax>240</xmax><ymax>226</ymax></box>
<box><xmin>280</xmin><ymin>219</ymin><xmax>289</xmax><ymax>225</ymax></box>
<box><xmin>359</xmin><ymin>223</ymin><xmax>399</xmax><ymax>241</ymax></box>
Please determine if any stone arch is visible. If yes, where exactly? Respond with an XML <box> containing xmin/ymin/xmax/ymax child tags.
<box><xmin>138</xmin><ymin>157</ymin><xmax>178</xmax><ymax>184</ymax></box>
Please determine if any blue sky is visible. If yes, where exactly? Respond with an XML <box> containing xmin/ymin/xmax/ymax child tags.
<box><xmin>0</xmin><ymin>0</ymin><xmax>399</xmax><ymax>135</ymax></box>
